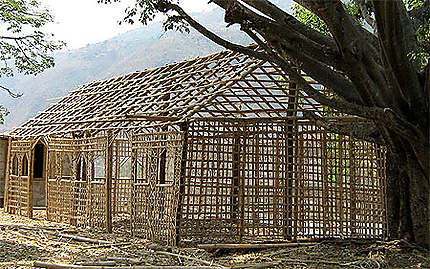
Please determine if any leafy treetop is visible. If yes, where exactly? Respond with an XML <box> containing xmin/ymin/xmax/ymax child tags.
<box><xmin>0</xmin><ymin>0</ymin><xmax>65</xmax><ymax>123</ymax></box>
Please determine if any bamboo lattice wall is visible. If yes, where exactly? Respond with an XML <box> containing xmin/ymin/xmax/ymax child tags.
<box><xmin>5</xmin><ymin>46</ymin><xmax>387</xmax><ymax>245</ymax></box>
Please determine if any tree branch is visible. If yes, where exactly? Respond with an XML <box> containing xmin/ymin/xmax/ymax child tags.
<box><xmin>213</xmin><ymin>0</ymin><xmax>344</xmax><ymax>69</ymax></box>
<box><xmin>238</xmin><ymin>0</ymin><xmax>337</xmax><ymax>48</ymax></box>
<box><xmin>372</xmin><ymin>0</ymin><xmax>428</xmax><ymax>131</ymax></box>
<box><xmin>303</xmin><ymin>110</ymin><xmax>384</xmax><ymax>145</ymax></box>
<box><xmin>0</xmin><ymin>84</ymin><xmax>23</xmax><ymax>98</ymax></box>
<box><xmin>295</xmin><ymin>0</ymin><xmax>380</xmax><ymax>53</ymax></box>
<box><xmin>162</xmin><ymin>1</ymin><xmax>426</xmax><ymax>150</ymax></box>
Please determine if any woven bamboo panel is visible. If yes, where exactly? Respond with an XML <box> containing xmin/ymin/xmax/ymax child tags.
<box><xmin>7</xmin><ymin>175</ymin><xmax>28</xmax><ymax>216</ymax></box>
<box><xmin>46</xmin><ymin>135</ymin><xmax>108</xmax><ymax>229</ymax></box>
<box><xmin>132</xmin><ymin>184</ymin><xmax>180</xmax><ymax>245</ymax></box>
<box><xmin>130</xmin><ymin>131</ymin><xmax>184</xmax><ymax>245</ymax></box>
<box><xmin>6</xmin><ymin>139</ymin><xmax>33</xmax><ymax>216</ymax></box>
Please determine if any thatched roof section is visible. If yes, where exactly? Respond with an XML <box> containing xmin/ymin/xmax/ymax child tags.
<box><xmin>12</xmin><ymin>47</ymin><xmax>319</xmax><ymax>138</ymax></box>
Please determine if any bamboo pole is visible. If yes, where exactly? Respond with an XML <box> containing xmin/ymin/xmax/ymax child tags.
<box><xmin>105</xmin><ymin>131</ymin><xmax>114</xmax><ymax>233</ymax></box>
<box><xmin>33</xmin><ymin>261</ymin><xmax>219</xmax><ymax>269</ymax></box>
<box><xmin>321</xmin><ymin>129</ymin><xmax>329</xmax><ymax>237</ymax></box>
<box><xmin>112</xmin><ymin>142</ymin><xmax>119</xmax><ymax>216</ymax></box>
<box><xmin>4</xmin><ymin>137</ymin><xmax>12</xmax><ymax>211</ymax></box>
<box><xmin>285</xmin><ymin>78</ymin><xmax>298</xmax><ymax>239</ymax></box>
<box><xmin>198</xmin><ymin>242</ymin><xmax>318</xmax><ymax>250</ymax></box>
<box><xmin>231</xmin><ymin>132</ymin><xmax>241</xmax><ymax>233</ymax></box>
<box><xmin>175</xmin><ymin>122</ymin><xmax>189</xmax><ymax>246</ymax></box>
<box><xmin>27</xmin><ymin>143</ymin><xmax>35</xmax><ymax>218</ymax></box>
<box><xmin>349</xmin><ymin>138</ymin><xmax>357</xmax><ymax>236</ymax></box>
<box><xmin>45</xmin><ymin>143</ymin><xmax>51</xmax><ymax>220</ymax></box>
<box><xmin>130</xmin><ymin>133</ymin><xmax>137</xmax><ymax>236</ymax></box>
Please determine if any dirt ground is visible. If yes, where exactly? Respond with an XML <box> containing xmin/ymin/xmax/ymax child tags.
<box><xmin>0</xmin><ymin>208</ymin><xmax>428</xmax><ymax>269</ymax></box>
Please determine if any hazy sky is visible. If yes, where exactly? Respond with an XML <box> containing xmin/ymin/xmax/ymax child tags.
<box><xmin>41</xmin><ymin>0</ymin><xmax>215</xmax><ymax>49</ymax></box>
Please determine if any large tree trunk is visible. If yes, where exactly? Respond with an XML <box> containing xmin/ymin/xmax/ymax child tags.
<box><xmin>386</xmin><ymin>143</ymin><xmax>429</xmax><ymax>247</ymax></box>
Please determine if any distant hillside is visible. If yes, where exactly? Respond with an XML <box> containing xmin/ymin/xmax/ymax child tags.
<box><xmin>0</xmin><ymin>1</ymin><xmax>292</xmax><ymax>132</ymax></box>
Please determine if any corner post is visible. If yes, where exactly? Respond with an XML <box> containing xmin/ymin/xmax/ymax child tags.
<box><xmin>4</xmin><ymin>137</ymin><xmax>12</xmax><ymax>211</ymax></box>
<box><xmin>105</xmin><ymin>131</ymin><xmax>114</xmax><ymax>232</ymax></box>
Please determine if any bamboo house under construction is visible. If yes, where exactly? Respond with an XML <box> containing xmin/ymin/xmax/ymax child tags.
<box><xmin>4</xmin><ymin>48</ymin><xmax>387</xmax><ymax>246</ymax></box>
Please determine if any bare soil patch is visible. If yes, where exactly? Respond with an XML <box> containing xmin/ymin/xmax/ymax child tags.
<box><xmin>0</xmin><ymin>209</ymin><xmax>428</xmax><ymax>268</ymax></box>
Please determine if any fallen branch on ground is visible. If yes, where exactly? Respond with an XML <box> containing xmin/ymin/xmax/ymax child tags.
<box><xmin>280</xmin><ymin>258</ymin><xmax>362</xmax><ymax>267</ymax></box>
<box><xmin>231</xmin><ymin>260</ymin><xmax>281</xmax><ymax>269</ymax></box>
<box><xmin>197</xmin><ymin>242</ymin><xmax>318</xmax><ymax>251</ymax></box>
<box><xmin>34</xmin><ymin>261</ymin><xmax>221</xmax><ymax>269</ymax></box>
<box><xmin>106</xmin><ymin>257</ymin><xmax>142</xmax><ymax>265</ymax></box>
<box><xmin>42</xmin><ymin>230</ymin><xmax>112</xmax><ymax>244</ymax></box>
<box><xmin>81</xmin><ymin>242</ymin><xmax>131</xmax><ymax>249</ymax></box>
<box><xmin>75</xmin><ymin>261</ymin><xmax>117</xmax><ymax>266</ymax></box>
<box><xmin>156</xmin><ymin>251</ymin><xmax>226</xmax><ymax>268</ymax></box>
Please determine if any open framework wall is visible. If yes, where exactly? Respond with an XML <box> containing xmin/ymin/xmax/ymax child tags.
<box><xmin>3</xmin><ymin>46</ymin><xmax>387</xmax><ymax>246</ymax></box>
<box><xmin>179</xmin><ymin>118</ymin><xmax>386</xmax><ymax>243</ymax></box>
<box><xmin>4</xmin><ymin>118</ymin><xmax>386</xmax><ymax>245</ymax></box>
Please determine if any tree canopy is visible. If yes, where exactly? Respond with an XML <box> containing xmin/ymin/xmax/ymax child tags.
<box><xmin>101</xmin><ymin>0</ymin><xmax>430</xmax><ymax>247</ymax></box>
<box><xmin>0</xmin><ymin>0</ymin><xmax>64</xmax><ymax>122</ymax></box>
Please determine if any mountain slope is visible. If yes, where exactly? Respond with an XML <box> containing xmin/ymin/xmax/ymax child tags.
<box><xmin>0</xmin><ymin>1</ymin><xmax>292</xmax><ymax>132</ymax></box>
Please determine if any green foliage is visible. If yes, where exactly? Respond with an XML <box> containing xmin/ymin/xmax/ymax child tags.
<box><xmin>99</xmin><ymin>0</ymin><xmax>190</xmax><ymax>33</ymax></box>
<box><xmin>406</xmin><ymin>0</ymin><xmax>430</xmax><ymax>69</ymax></box>
<box><xmin>0</xmin><ymin>0</ymin><xmax>64</xmax><ymax>124</ymax></box>
<box><xmin>0</xmin><ymin>0</ymin><xmax>65</xmax><ymax>77</ymax></box>
<box><xmin>0</xmin><ymin>106</ymin><xmax>9</xmax><ymax>124</ymax></box>
<box><xmin>293</xmin><ymin>0</ymin><xmax>429</xmax><ymax>69</ymax></box>
<box><xmin>292</xmin><ymin>1</ymin><xmax>364</xmax><ymax>36</ymax></box>
<box><xmin>292</xmin><ymin>4</ymin><xmax>330</xmax><ymax>36</ymax></box>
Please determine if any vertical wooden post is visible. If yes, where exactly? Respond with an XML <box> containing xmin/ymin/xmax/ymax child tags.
<box><xmin>130</xmin><ymin>133</ymin><xmax>137</xmax><ymax>236</ymax></box>
<box><xmin>349</xmin><ymin>138</ymin><xmax>357</xmax><ymax>236</ymax></box>
<box><xmin>296</xmin><ymin>137</ymin><xmax>304</xmax><ymax>236</ymax></box>
<box><xmin>175</xmin><ymin>122</ymin><xmax>189</xmax><ymax>246</ymax></box>
<box><xmin>375</xmin><ymin>146</ymin><xmax>387</xmax><ymax>238</ymax></box>
<box><xmin>27</xmin><ymin>143</ymin><xmax>35</xmax><ymax>218</ymax></box>
<box><xmin>231</xmin><ymin>132</ymin><xmax>241</xmax><ymax>221</ymax></box>
<box><xmin>113</xmin><ymin>143</ymin><xmax>119</xmax><ymax>216</ymax></box>
<box><xmin>45</xmin><ymin>144</ymin><xmax>50</xmax><ymax>220</ymax></box>
<box><xmin>159</xmin><ymin>143</ymin><xmax>167</xmax><ymax>184</ymax></box>
<box><xmin>159</xmin><ymin>93</ymin><xmax>170</xmax><ymax>184</ymax></box>
<box><xmin>239</xmin><ymin>130</ymin><xmax>245</xmax><ymax>240</ymax></box>
<box><xmin>321</xmin><ymin>129</ymin><xmax>329</xmax><ymax>237</ymax></box>
<box><xmin>339</xmin><ymin>136</ymin><xmax>345</xmax><ymax>235</ymax></box>
<box><xmin>105</xmin><ymin>131</ymin><xmax>113</xmax><ymax>233</ymax></box>
<box><xmin>4</xmin><ymin>137</ymin><xmax>12</xmax><ymax>212</ymax></box>
<box><xmin>284</xmin><ymin>78</ymin><xmax>298</xmax><ymax>239</ymax></box>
